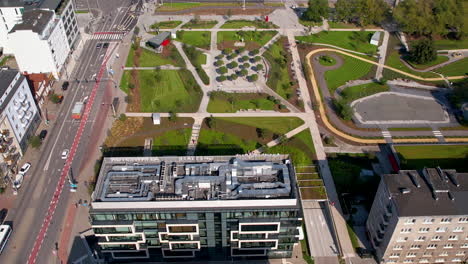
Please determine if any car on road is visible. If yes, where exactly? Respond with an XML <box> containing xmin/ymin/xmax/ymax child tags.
<box><xmin>103</xmin><ymin>42</ymin><xmax>109</xmax><ymax>49</ymax></box>
<box><xmin>61</xmin><ymin>149</ymin><xmax>69</xmax><ymax>160</ymax></box>
<box><xmin>96</xmin><ymin>43</ymin><xmax>102</xmax><ymax>48</ymax></box>
<box><xmin>19</xmin><ymin>162</ymin><xmax>31</xmax><ymax>175</ymax></box>
<box><xmin>13</xmin><ymin>174</ymin><xmax>23</xmax><ymax>189</ymax></box>
<box><xmin>39</xmin><ymin>130</ymin><xmax>47</xmax><ymax>141</ymax></box>
<box><xmin>62</xmin><ymin>81</ymin><xmax>69</xmax><ymax>91</ymax></box>
<box><xmin>57</xmin><ymin>95</ymin><xmax>64</xmax><ymax>104</ymax></box>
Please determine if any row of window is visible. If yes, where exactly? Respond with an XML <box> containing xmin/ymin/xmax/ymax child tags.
<box><xmin>401</xmin><ymin>226</ymin><xmax>465</xmax><ymax>234</ymax></box>
<box><xmin>387</xmin><ymin>259</ymin><xmax>464</xmax><ymax>263</ymax></box>
<box><xmin>394</xmin><ymin>241</ymin><xmax>468</xmax><ymax>249</ymax></box>
<box><xmin>404</xmin><ymin>217</ymin><xmax>468</xmax><ymax>225</ymax></box>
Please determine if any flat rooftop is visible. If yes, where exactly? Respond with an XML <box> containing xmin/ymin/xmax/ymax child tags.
<box><xmin>10</xmin><ymin>9</ymin><xmax>53</xmax><ymax>34</ymax></box>
<box><xmin>384</xmin><ymin>168</ymin><xmax>468</xmax><ymax>217</ymax></box>
<box><xmin>93</xmin><ymin>155</ymin><xmax>297</xmax><ymax>203</ymax></box>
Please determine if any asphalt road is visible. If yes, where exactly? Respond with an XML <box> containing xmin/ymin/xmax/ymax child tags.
<box><xmin>0</xmin><ymin>0</ymin><xmax>139</xmax><ymax>263</ymax></box>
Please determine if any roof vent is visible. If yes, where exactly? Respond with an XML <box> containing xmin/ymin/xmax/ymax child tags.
<box><xmin>446</xmin><ymin>171</ymin><xmax>460</xmax><ymax>187</ymax></box>
<box><xmin>448</xmin><ymin>192</ymin><xmax>455</xmax><ymax>201</ymax></box>
<box><xmin>400</xmin><ymin>188</ymin><xmax>411</xmax><ymax>194</ymax></box>
<box><xmin>408</xmin><ymin>172</ymin><xmax>421</xmax><ymax>188</ymax></box>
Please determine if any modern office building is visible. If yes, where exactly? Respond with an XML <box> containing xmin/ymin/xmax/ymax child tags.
<box><xmin>367</xmin><ymin>167</ymin><xmax>468</xmax><ymax>264</ymax></box>
<box><xmin>90</xmin><ymin>155</ymin><xmax>302</xmax><ymax>262</ymax></box>
<box><xmin>0</xmin><ymin>0</ymin><xmax>24</xmax><ymax>52</ymax></box>
<box><xmin>7</xmin><ymin>9</ymin><xmax>70</xmax><ymax>79</ymax></box>
<box><xmin>39</xmin><ymin>0</ymin><xmax>79</xmax><ymax>47</ymax></box>
<box><xmin>0</xmin><ymin>68</ymin><xmax>40</xmax><ymax>160</ymax></box>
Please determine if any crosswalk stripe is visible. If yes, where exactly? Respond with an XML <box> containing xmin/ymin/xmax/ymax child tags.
<box><xmin>433</xmin><ymin>130</ymin><xmax>443</xmax><ymax>137</ymax></box>
<box><xmin>381</xmin><ymin>131</ymin><xmax>391</xmax><ymax>138</ymax></box>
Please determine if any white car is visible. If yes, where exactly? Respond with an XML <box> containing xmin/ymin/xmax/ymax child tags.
<box><xmin>19</xmin><ymin>162</ymin><xmax>31</xmax><ymax>175</ymax></box>
<box><xmin>61</xmin><ymin>149</ymin><xmax>69</xmax><ymax>159</ymax></box>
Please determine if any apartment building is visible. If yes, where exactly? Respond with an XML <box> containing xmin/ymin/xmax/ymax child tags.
<box><xmin>367</xmin><ymin>167</ymin><xmax>468</xmax><ymax>264</ymax></box>
<box><xmin>0</xmin><ymin>68</ymin><xmax>40</xmax><ymax>160</ymax></box>
<box><xmin>0</xmin><ymin>0</ymin><xmax>23</xmax><ymax>52</ymax></box>
<box><xmin>90</xmin><ymin>155</ymin><xmax>302</xmax><ymax>262</ymax></box>
<box><xmin>7</xmin><ymin>9</ymin><xmax>70</xmax><ymax>79</ymax></box>
<box><xmin>39</xmin><ymin>0</ymin><xmax>79</xmax><ymax>47</ymax></box>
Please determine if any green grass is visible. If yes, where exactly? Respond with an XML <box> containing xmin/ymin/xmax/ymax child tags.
<box><xmin>217</xmin><ymin>31</ymin><xmax>278</xmax><ymax>50</ymax></box>
<box><xmin>324</xmin><ymin>55</ymin><xmax>374</xmax><ymax>93</ymax></box>
<box><xmin>157</xmin><ymin>2</ymin><xmax>241</xmax><ymax>11</ymax></box>
<box><xmin>340</xmin><ymin>82</ymin><xmax>389</xmax><ymax>102</ymax></box>
<box><xmin>296</xmin><ymin>31</ymin><xmax>378</xmax><ymax>54</ymax></box>
<box><xmin>265</xmin><ymin>129</ymin><xmax>316</xmax><ymax>165</ymax></box>
<box><xmin>139</xmin><ymin>70</ymin><xmax>202</xmax><ymax>112</ymax></box>
<box><xmin>150</xmin><ymin>20</ymin><xmax>182</xmax><ymax>29</ymax></box>
<box><xmin>182</xmin><ymin>45</ymin><xmax>209</xmax><ymax>85</ymax></box>
<box><xmin>264</xmin><ymin>38</ymin><xmax>294</xmax><ymax>99</ymax></box>
<box><xmin>395</xmin><ymin>145</ymin><xmax>468</xmax><ymax>171</ymax></box>
<box><xmin>385</xmin><ymin>51</ymin><xmax>440</xmax><ymax>78</ymax></box>
<box><xmin>176</xmin><ymin>31</ymin><xmax>211</xmax><ymax>50</ymax></box>
<box><xmin>298</xmin><ymin>19</ymin><xmax>322</xmax><ymax>27</ymax></box>
<box><xmin>318</xmin><ymin>55</ymin><xmax>336</xmax><ymax>66</ymax></box>
<box><xmin>434</xmin><ymin>58</ymin><xmax>468</xmax><ymax>76</ymax></box>
<box><xmin>126</xmin><ymin>45</ymin><xmax>184</xmax><ymax>67</ymax></box>
<box><xmin>328</xmin><ymin>21</ymin><xmax>360</xmax><ymax>29</ymax></box>
<box><xmin>433</xmin><ymin>38</ymin><xmax>468</xmax><ymax>50</ymax></box>
<box><xmin>347</xmin><ymin>222</ymin><xmax>360</xmax><ymax>251</ymax></box>
<box><xmin>196</xmin><ymin>129</ymin><xmax>259</xmax><ymax>155</ymax></box>
<box><xmin>153</xmin><ymin>128</ymin><xmax>191</xmax><ymax>155</ymax></box>
<box><xmin>75</xmin><ymin>10</ymin><xmax>89</xmax><ymax>14</ymax></box>
<box><xmin>220</xmin><ymin>19</ymin><xmax>278</xmax><ymax>29</ymax></box>
<box><xmin>0</xmin><ymin>56</ymin><xmax>12</xmax><ymax>67</ymax></box>
<box><xmin>182</xmin><ymin>20</ymin><xmax>217</xmax><ymax>29</ymax></box>
<box><xmin>217</xmin><ymin>117</ymin><xmax>304</xmax><ymax>134</ymax></box>
<box><xmin>120</xmin><ymin>71</ymin><xmax>131</xmax><ymax>94</ymax></box>
<box><xmin>207</xmin><ymin>92</ymin><xmax>278</xmax><ymax>113</ymax></box>
<box><xmin>405</xmin><ymin>55</ymin><xmax>449</xmax><ymax>70</ymax></box>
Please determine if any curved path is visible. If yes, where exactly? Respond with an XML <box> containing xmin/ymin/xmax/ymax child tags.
<box><xmin>305</xmin><ymin>48</ymin><xmax>468</xmax><ymax>144</ymax></box>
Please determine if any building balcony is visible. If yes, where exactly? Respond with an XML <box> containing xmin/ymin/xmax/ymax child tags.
<box><xmin>21</xmin><ymin>101</ymin><xmax>30</xmax><ymax>112</ymax></box>
<box><xmin>385</xmin><ymin>205</ymin><xmax>393</xmax><ymax>217</ymax></box>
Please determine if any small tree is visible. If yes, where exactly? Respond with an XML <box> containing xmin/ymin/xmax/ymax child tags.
<box><xmin>255</xmin><ymin>64</ymin><xmax>264</xmax><ymax>71</ymax></box>
<box><xmin>237</xmin><ymin>47</ymin><xmax>246</xmax><ymax>54</ymax></box>
<box><xmin>254</xmin><ymin>56</ymin><xmax>262</xmax><ymax>62</ymax></box>
<box><xmin>242</xmin><ymin>55</ymin><xmax>249</xmax><ymax>61</ymax></box>
<box><xmin>118</xmin><ymin>113</ymin><xmax>127</xmax><ymax>121</ymax></box>
<box><xmin>218</xmin><ymin>75</ymin><xmax>227</xmax><ymax>82</ymax></box>
<box><xmin>218</xmin><ymin>66</ymin><xmax>228</xmax><ymax>74</ymax></box>
<box><xmin>409</xmin><ymin>38</ymin><xmax>437</xmax><ymax>64</ymax></box>
<box><xmin>243</xmin><ymin>62</ymin><xmax>250</xmax><ymax>68</ymax></box>
<box><xmin>215</xmin><ymin>60</ymin><xmax>224</xmax><ymax>66</ymax></box>
<box><xmin>249</xmin><ymin>74</ymin><xmax>259</xmax><ymax>82</ymax></box>
<box><xmin>256</xmin><ymin>128</ymin><xmax>265</xmax><ymax>139</ymax></box>
<box><xmin>206</xmin><ymin>116</ymin><xmax>216</xmax><ymax>128</ymax></box>
<box><xmin>168</xmin><ymin>111</ymin><xmax>177</xmax><ymax>122</ymax></box>
<box><xmin>250</xmin><ymin>49</ymin><xmax>260</xmax><ymax>56</ymax></box>
<box><xmin>29</xmin><ymin>135</ymin><xmax>41</xmax><ymax>149</ymax></box>
<box><xmin>228</xmin><ymin>61</ymin><xmax>238</xmax><ymax>68</ymax></box>
<box><xmin>302</xmin><ymin>0</ymin><xmax>329</xmax><ymax>22</ymax></box>
<box><xmin>230</xmin><ymin>74</ymin><xmax>238</xmax><ymax>80</ymax></box>
<box><xmin>239</xmin><ymin>69</ymin><xmax>248</xmax><ymax>76</ymax></box>
<box><xmin>226</xmin><ymin>9</ymin><xmax>232</xmax><ymax>19</ymax></box>
<box><xmin>223</xmin><ymin>48</ymin><xmax>232</xmax><ymax>55</ymax></box>
<box><xmin>49</xmin><ymin>93</ymin><xmax>61</xmax><ymax>104</ymax></box>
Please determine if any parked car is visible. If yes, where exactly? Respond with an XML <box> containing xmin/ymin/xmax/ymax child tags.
<box><xmin>39</xmin><ymin>130</ymin><xmax>47</xmax><ymax>141</ymax></box>
<box><xmin>57</xmin><ymin>95</ymin><xmax>64</xmax><ymax>104</ymax></box>
<box><xmin>103</xmin><ymin>42</ymin><xmax>109</xmax><ymax>49</ymax></box>
<box><xmin>96</xmin><ymin>43</ymin><xmax>102</xmax><ymax>48</ymax></box>
<box><xmin>19</xmin><ymin>162</ymin><xmax>31</xmax><ymax>175</ymax></box>
<box><xmin>62</xmin><ymin>81</ymin><xmax>69</xmax><ymax>91</ymax></box>
<box><xmin>61</xmin><ymin>149</ymin><xmax>69</xmax><ymax>159</ymax></box>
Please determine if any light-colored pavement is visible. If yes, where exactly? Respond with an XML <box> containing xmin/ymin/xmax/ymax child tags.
<box><xmin>375</xmin><ymin>31</ymin><xmax>389</xmax><ymax>79</ymax></box>
<box><xmin>124</xmin><ymin>65</ymin><xmax>182</xmax><ymax>70</ymax></box>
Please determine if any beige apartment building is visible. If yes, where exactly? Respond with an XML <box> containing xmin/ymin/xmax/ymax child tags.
<box><xmin>367</xmin><ymin>167</ymin><xmax>468</xmax><ymax>264</ymax></box>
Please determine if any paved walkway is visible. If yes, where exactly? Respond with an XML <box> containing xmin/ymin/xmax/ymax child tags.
<box><xmin>123</xmin><ymin>66</ymin><xmax>182</xmax><ymax>70</ymax></box>
<box><xmin>375</xmin><ymin>31</ymin><xmax>389</xmax><ymax>79</ymax></box>
<box><xmin>252</xmin><ymin>123</ymin><xmax>309</xmax><ymax>154</ymax></box>
<box><xmin>186</xmin><ymin>117</ymin><xmax>203</xmax><ymax>155</ymax></box>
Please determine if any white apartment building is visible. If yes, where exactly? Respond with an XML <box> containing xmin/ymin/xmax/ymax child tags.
<box><xmin>7</xmin><ymin>9</ymin><xmax>70</xmax><ymax>79</ymax></box>
<box><xmin>40</xmin><ymin>0</ymin><xmax>79</xmax><ymax>47</ymax></box>
<box><xmin>0</xmin><ymin>0</ymin><xmax>23</xmax><ymax>52</ymax></box>
<box><xmin>0</xmin><ymin>68</ymin><xmax>40</xmax><ymax>160</ymax></box>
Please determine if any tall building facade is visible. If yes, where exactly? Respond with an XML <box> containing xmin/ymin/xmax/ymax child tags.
<box><xmin>7</xmin><ymin>9</ymin><xmax>70</xmax><ymax>79</ymax></box>
<box><xmin>0</xmin><ymin>0</ymin><xmax>23</xmax><ymax>52</ymax></box>
<box><xmin>367</xmin><ymin>167</ymin><xmax>468</xmax><ymax>264</ymax></box>
<box><xmin>0</xmin><ymin>68</ymin><xmax>40</xmax><ymax>159</ymax></box>
<box><xmin>90</xmin><ymin>155</ymin><xmax>302</xmax><ymax>262</ymax></box>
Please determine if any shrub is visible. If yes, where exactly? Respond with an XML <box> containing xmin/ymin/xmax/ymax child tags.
<box><xmin>218</xmin><ymin>66</ymin><xmax>228</xmax><ymax>74</ymax></box>
<box><xmin>223</xmin><ymin>48</ymin><xmax>232</xmax><ymax>54</ymax></box>
<box><xmin>279</xmin><ymin>104</ymin><xmax>287</xmax><ymax>109</ymax></box>
<box><xmin>230</xmin><ymin>74</ymin><xmax>238</xmax><ymax>80</ymax></box>
<box><xmin>267</xmin><ymin>96</ymin><xmax>275</xmax><ymax>101</ymax></box>
<box><xmin>255</xmin><ymin>64</ymin><xmax>264</xmax><ymax>71</ymax></box>
<box><xmin>118</xmin><ymin>114</ymin><xmax>127</xmax><ymax>121</ymax></box>
<box><xmin>29</xmin><ymin>135</ymin><xmax>42</xmax><ymax>149</ymax></box>
<box><xmin>215</xmin><ymin>60</ymin><xmax>224</xmax><ymax>66</ymax></box>
<box><xmin>218</xmin><ymin>75</ymin><xmax>227</xmax><ymax>81</ymax></box>
<box><xmin>332</xmin><ymin>98</ymin><xmax>353</xmax><ymax>120</ymax></box>
<box><xmin>253</xmin><ymin>56</ymin><xmax>262</xmax><ymax>62</ymax></box>
<box><xmin>238</xmin><ymin>69</ymin><xmax>248</xmax><ymax>76</ymax></box>
<box><xmin>237</xmin><ymin>47</ymin><xmax>246</xmax><ymax>54</ymax></box>
<box><xmin>168</xmin><ymin>111</ymin><xmax>178</xmax><ymax>122</ymax></box>
<box><xmin>249</xmin><ymin>74</ymin><xmax>259</xmax><ymax>82</ymax></box>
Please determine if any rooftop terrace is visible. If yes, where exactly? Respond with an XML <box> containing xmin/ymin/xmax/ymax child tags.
<box><xmin>93</xmin><ymin>155</ymin><xmax>297</xmax><ymax>203</ymax></box>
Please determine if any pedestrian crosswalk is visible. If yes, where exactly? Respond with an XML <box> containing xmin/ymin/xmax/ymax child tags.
<box><xmin>433</xmin><ymin>130</ymin><xmax>443</xmax><ymax>137</ymax></box>
<box><xmin>91</xmin><ymin>32</ymin><xmax>126</xmax><ymax>41</ymax></box>
<box><xmin>381</xmin><ymin>130</ymin><xmax>392</xmax><ymax>138</ymax></box>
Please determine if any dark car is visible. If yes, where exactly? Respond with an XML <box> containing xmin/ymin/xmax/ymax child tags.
<box><xmin>357</xmin><ymin>247</ymin><xmax>373</xmax><ymax>258</ymax></box>
<box><xmin>39</xmin><ymin>130</ymin><xmax>47</xmax><ymax>141</ymax></box>
<box><xmin>103</xmin><ymin>42</ymin><xmax>109</xmax><ymax>49</ymax></box>
<box><xmin>96</xmin><ymin>43</ymin><xmax>102</xmax><ymax>48</ymax></box>
<box><xmin>57</xmin><ymin>95</ymin><xmax>64</xmax><ymax>104</ymax></box>
<box><xmin>62</xmin><ymin>81</ymin><xmax>69</xmax><ymax>91</ymax></box>
<box><xmin>0</xmin><ymin>209</ymin><xmax>7</xmax><ymax>224</ymax></box>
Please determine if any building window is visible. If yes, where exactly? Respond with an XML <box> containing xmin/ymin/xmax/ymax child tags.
<box><xmin>418</xmin><ymin>259</ymin><xmax>429</xmax><ymax>263</ymax></box>
<box><xmin>389</xmin><ymin>253</ymin><xmax>400</xmax><ymax>258</ymax></box>
<box><xmin>401</xmin><ymin>228</ymin><xmax>412</xmax><ymax>233</ymax></box>
<box><xmin>458</xmin><ymin>217</ymin><xmax>468</xmax><ymax>223</ymax></box>
<box><xmin>431</xmin><ymin>235</ymin><xmax>442</xmax><ymax>241</ymax></box>
<box><xmin>393</xmin><ymin>245</ymin><xmax>404</xmax><ymax>250</ymax></box>
<box><xmin>456</xmin><ymin>251</ymin><xmax>466</xmax><ymax>256</ymax></box>
<box><xmin>406</xmin><ymin>252</ymin><xmax>417</xmax><ymax>257</ymax></box>
<box><xmin>415</xmin><ymin>236</ymin><xmax>426</xmax><ymax>241</ymax></box>
<box><xmin>452</xmin><ymin>259</ymin><xmax>462</xmax><ymax>263</ymax></box>
<box><xmin>403</xmin><ymin>260</ymin><xmax>413</xmax><ymax>264</ymax></box>
<box><xmin>434</xmin><ymin>259</ymin><xmax>445</xmax><ymax>263</ymax></box>
<box><xmin>435</xmin><ymin>227</ymin><xmax>447</xmax><ymax>232</ymax></box>
<box><xmin>449</xmin><ymin>235</ymin><xmax>459</xmax><ymax>241</ymax></box>
<box><xmin>423</xmin><ymin>218</ymin><xmax>434</xmax><ymax>224</ymax></box>
<box><xmin>397</xmin><ymin>237</ymin><xmax>408</xmax><ymax>242</ymax></box>
<box><xmin>418</xmin><ymin>228</ymin><xmax>430</xmax><ymax>233</ymax></box>
<box><xmin>444</xmin><ymin>244</ymin><xmax>454</xmax><ymax>248</ymax></box>
<box><xmin>409</xmin><ymin>245</ymin><xmax>421</xmax><ymax>250</ymax></box>
<box><xmin>427</xmin><ymin>244</ymin><xmax>437</xmax><ymax>249</ymax></box>
<box><xmin>439</xmin><ymin>251</ymin><xmax>448</xmax><ymax>256</ymax></box>
<box><xmin>453</xmin><ymin>227</ymin><xmax>464</xmax><ymax>233</ymax></box>
<box><xmin>461</xmin><ymin>243</ymin><xmax>468</xmax><ymax>248</ymax></box>
<box><xmin>422</xmin><ymin>252</ymin><xmax>432</xmax><ymax>257</ymax></box>
<box><xmin>404</xmin><ymin>219</ymin><xmax>416</xmax><ymax>225</ymax></box>
<box><xmin>441</xmin><ymin>218</ymin><xmax>452</xmax><ymax>224</ymax></box>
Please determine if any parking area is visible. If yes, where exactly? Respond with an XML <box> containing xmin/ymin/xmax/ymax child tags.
<box><xmin>351</xmin><ymin>92</ymin><xmax>450</xmax><ymax>125</ymax></box>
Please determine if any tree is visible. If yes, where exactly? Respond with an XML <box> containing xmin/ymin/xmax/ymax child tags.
<box><xmin>250</xmin><ymin>49</ymin><xmax>260</xmax><ymax>56</ymax></box>
<box><xmin>237</xmin><ymin>47</ymin><xmax>246</xmax><ymax>54</ymax></box>
<box><xmin>29</xmin><ymin>135</ymin><xmax>42</xmax><ymax>149</ymax></box>
<box><xmin>332</xmin><ymin>98</ymin><xmax>353</xmax><ymax>120</ymax></box>
<box><xmin>256</xmin><ymin>128</ymin><xmax>265</xmax><ymax>139</ymax></box>
<box><xmin>450</xmin><ymin>78</ymin><xmax>468</xmax><ymax>108</ymax></box>
<box><xmin>218</xmin><ymin>66</ymin><xmax>228</xmax><ymax>74</ymax></box>
<box><xmin>49</xmin><ymin>93</ymin><xmax>61</xmax><ymax>104</ymax></box>
<box><xmin>168</xmin><ymin>111</ymin><xmax>177</xmax><ymax>122</ymax></box>
<box><xmin>409</xmin><ymin>38</ymin><xmax>437</xmax><ymax>64</ymax></box>
<box><xmin>249</xmin><ymin>74</ymin><xmax>259</xmax><ymax>82</ymax></box>
<box><xmin>218</xmin><ymin>75</ymin><xmax>227</xmax><ymax>81</ymax></box>
<box><xmin>230</xmin><ymin>74</ymin><xmax>238</xmax><ymax>80</ymax></box>
<box><xmin>215</xmin><ymin>60</ymin><xmax>224</xmax><ymax>66</ymax></box>
<box><xmin>254</xmin><ymin>56</ymin><xmax>262</xmax><ymax>62</ymax></box>
<box><xmin>239</xmin><ymin>69</ymin><xmax>248</xmax><ymax>76</ymax></box>
<box><xmin>223</xmin><ymin>48</ymin><xmax>232</xmax><ymax>54</ymax></box>
<box><xmin>226</xmin><ymin>9</ymin><xmax>232</xmax><ymax>19</ymax></box>
<box><xmin>206</xmin><ymin>115</ymin><xmax>216</xmax><ymax>128</ymax></box>
<box><xmin>302</xmin><ymin>0</ymin><xmax>329</xmax><ymax>22</ymax></box>
<box><xmin>242</xmin><ymin>55</ymin><xmax>249</xmax><ymax>61</ymax></box>
<box><xmin>334</xmin><ymin>0</ymin><xmax>355</xmax><ymax>23</ymax></box>
<box><xmin>255</xmin><ymin>64</ymin><xmax>264</xmax><ymax>71</ymax></box>
<box><xmin>334</xmin><ymin>0</ymin><xmax>389</xmax><ymax>26</ymax></box>
<box><xmin>118</xmin><ymin>114</ymin><xmax>127</xmax><ymax>121</ymax></box>
<box><xmin>243</xmin><ymin>63</ymin><xmax>250</xmax><ymax>69</ymax></box>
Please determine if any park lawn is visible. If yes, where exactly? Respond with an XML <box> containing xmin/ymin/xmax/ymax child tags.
<box><xmin>264</xmin><ymin>38</ymin><xmax>294</xmax><ymax>99</ymax></box>
<box><xmin>434</xmin><ymin>58</ymin><xmax>468</xmax><ymax>76</ymax></box>
<box><xmin>220</xmin><ymin>19</ymin><xmax>278</xmax><ymax>29</ymax></box>
<box><xmin>153</xmin><ymin>128</ymin><xmax>192</xmax><ymax>155</ymax></box>
<box><xmin>157</xmin><ymin>2</ymin><xmax>239</xmax><ymax>12</ymax></box>
<box><xmin>139</xmin><ymin>70</ymin><xmax>202</xmax><ymax>112</ymax></box>
<box><xmin>296</xmin><ymin>31</ymin><xmax>378</xmax><ymax>54</ymax></box>
<box><xmin>328</xmin><ymin>21</ymin><xmax>360</xmax><ymax>29</ymax></box>
<box><xmin>150</xmin><ymin>20</ymin><xmax>182</xmax><ymax>29</ymax></box>
<box><xmin>395</xmin><ymin>145</ymin><xmax>468</xmax><ymax>171</ymax></box>
<box><xmin>182</xmin><ymin>20</ymin><xmax>217</xmax><ymax>29</ymax></box>
<box><xmin>138</xmin><ymin>48</ymin><xmax>173</xmax><ymax>67</ymax></box>
<box><xmin>207</xmin><ymin>92</ymin><xmax>279</xmax><ymax>113</ymax></box>
<box><xmin>182</xmin><ymin>45</ymin><xmax>209</xmax><ymax>85</ymax></box>
<box><xmin>433</xmin><ymin>38</ymin><xmax>468</xmax><ymax>50</ymax></box>
<box><xmin>126</xmin><ymin>44</ymin><xmax>185</xmax><ymax>67</ymax></box>
<box><xmin>176</xmin><ymin>31</ymin><xmax>211</xmax><ymax>50</ymax></box>
<box><xmin>196</xmin><ymin>129</ymin><xmax>259</xmax><ymax>155</ymax></box>
<box><xmin>340</xmin><ymin>82</ymin><xmax>389</xmax><ymax>102</ymax></box>
<box><xmin>298</xmin><ymin>19</ymin><xmax>322</xmax><ymax>27</ymax></box>
<box><xmin>405</xmin><ymin>55</ymin><xmax>449</xmax><ymax>70</ymax></box>
<box><xmin>265</xmin><ymin>129</ymin><xmax>316</xmax><ymax>165</ymax></box>
<box><xmin>217</xmin><ymin>117</ymin><xmax>304</xmax><ymax>134</ymax></box>
<box><xmin>217</xmin><ymin>31</ymin><xmax>277</xmax><ymax>50</ymax></box>
<box><xmin>324</xmin><ymin>54</ymin><xmax>374</xmax><ymax>93</ymax></box>
<box><xmin>385</xmin><ymin>51</ymin><xmax>440</xmax><ymax>78</ymax></box>
<box><xmin>120</xmin><ymin>71</ymin><xmax>131</xmax><ymax>94</ymax></box>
